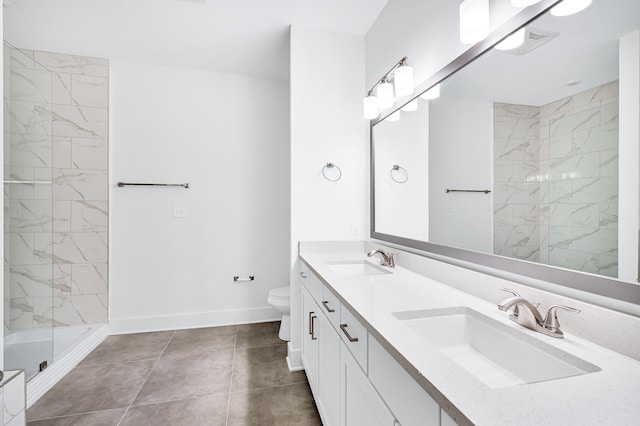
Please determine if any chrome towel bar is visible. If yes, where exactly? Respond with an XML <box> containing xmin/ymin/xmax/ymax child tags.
<box><xmin>445</xmin><ymin>189</ymin><xmax>491</xmax><ymax>194</ymax></box>
<box><xmin>117</xmin><ymin>182</ymin><xmax>190</xmax><ymax>188</ymax></box>
<box><xmin>233</xmin><ymin>276</ymin><xmax>255</xmax><ymax>282</ymax></box>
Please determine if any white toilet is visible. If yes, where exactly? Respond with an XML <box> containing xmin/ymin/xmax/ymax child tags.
<box><xmin>268</xmin><ymin>286</ymin><xmax>291</xmax><ymax>341</ymax></box>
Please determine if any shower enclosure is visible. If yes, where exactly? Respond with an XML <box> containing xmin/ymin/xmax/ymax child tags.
<box><xmin>3</xmin><ymin>41</ymin><xmax>55</xmax><ymax>381</ymax></box>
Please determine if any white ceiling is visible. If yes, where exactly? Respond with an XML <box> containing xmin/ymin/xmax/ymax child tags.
<box><xmin>3</xmin><ymin>0</ymin><xmax>389</xmax><ymax>80</ymax></box>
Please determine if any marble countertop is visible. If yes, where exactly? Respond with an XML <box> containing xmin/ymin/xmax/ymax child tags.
<box><xmin>300</xmin><ymin>248</ymin><xmax>640</xmax><ymax>426</ymax></box>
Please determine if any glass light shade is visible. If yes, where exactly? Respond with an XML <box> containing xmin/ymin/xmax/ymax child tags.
<box><xmin>495</xmin><ymin>28</ymin><xmax>526</xmax><ymax>51</ymax></box>
<box><xmin>386</xmin><ymin>111</ymin><xmax>400</xmax><ymax>121</ymax></box>
<box><xmin>550</xmin><ymin>0</ymin><xmax>592</xmax><ymax>16</ymax></box>
<box><xmin>459</xmin><ymin>0</ymin><xmax>490</xmax><ymax>44</ymax></box>
<box><xmin>401</xmin><ymin>99</ymin><xmax>418</xmax><ymax>112</ymax></box>
<box><xmin>419</xmin><ymin>84</ymin><xmax>441</xmax><ymax>100</ymax></box>
<box><xmin>394</xmin><ymin>65</ymin><xmax>414</xmax><ymax>97</ymax></box>
<box><xmin>363</xmin><ymin>95</ymin><xmax>378</xmax><ymax>119</ymax></box>
<box><xmin>377</xmin><ymin>82</ymin><xmax>394</xmax><ymax>110</ymax></box>
<box><xmin>511</xmin><ymin>0</ymin><xmax>541</xmax><ymax>7</ymax></box>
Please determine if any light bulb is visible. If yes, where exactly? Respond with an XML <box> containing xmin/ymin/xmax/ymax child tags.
<box><xmin>394</xmin><ymin>64</ymin><xmax>414</xmax><ymax>97</ymax></box>
<box><xmin>363</xmin><ymin>95</ymin><xmax>378</xmax><ymax>119</ymax></box>
<box><xmin>511</xmin><ymin>0</ymin><xmax>541</xmax><ymax>7</ymax></box>
<box><xmin>401</xmin><ymin>99</ymin><xmax>418</xmax><ymax>112</ymax></box>
<box><xmin>495</xmin><ymin>28</ymin><xmax>526</xmax><ymax>51</ymax></box>
<box><xmin>459</xmin><ymin>0</ymin><xmax>490</xmax><ymax>44</ymax></box>
<box><xmin>386</xmin><ymin>111</ymin><xmax>400</xmax><ymax>121</ymax></box>
<box><xmin>550</xmin><ymin>0</ymin><xmax>592</xmax><ymax>16</ymax></box>
<box><xmin>377</xmin><ymin>82</ymin><xmax>394</xmax><ymax>110</ymax></box>
<box><xmin>419</xmin><ymin>84</ymin><xmax>441</xmax><ymax>100</ymax></box>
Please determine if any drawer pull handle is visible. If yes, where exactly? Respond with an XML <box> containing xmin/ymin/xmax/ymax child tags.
<box><xmin>308</xmin><ymin>311</ymin><xmax>314</xmax><ymax>335</ymax></box>
<box><xmin>311</xmin><ymin>315</ymin><xmax>318</xmax><ymax>340</ymax></box>
<box><xmin>340</xmin><ymin>324</ymin><xmax>359</xmax><ymax>342</ymax></box>
<box><xmin>300</xmin><ymin>272</ymin><xmax>308</xmax><ymax>278</ymax></box>
<box><xmin>322</xmin><ymin>301</ymin><xmax>335</xmax><ymax>313</ymax></box>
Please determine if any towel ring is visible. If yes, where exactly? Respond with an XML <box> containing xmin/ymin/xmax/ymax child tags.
<box><xmin>322</xmin><ymin>162</ymin><xmax>342</xmax><ymax>182</ymax></box>
<box><xmin>390</xmin><ymin>165</ymin><xmax>408</xmax><ymax>183</ymax></box>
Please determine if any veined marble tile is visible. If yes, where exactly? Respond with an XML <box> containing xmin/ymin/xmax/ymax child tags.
<box><xmin>33</xmin><ymin>51</ymin><xmax>109</xmax><ymax>77</ymax></box>
<box><xmin>10</xmin><ymin>48</ymin><xmax>35</xmax><ymax>70</ymax></box>
<box><xmin>53</xmin><ymin>168</ymin><xmax>108</xmax><ymax>201</ymax></box>
<box><xmin>494</xmin><ymin>161</ymin><xmax>513</xmax><ymax>183</ymax></box>
<box><xmin>572</xmin><ymin>124</ymin><xmax>618</xmax><ymax>155</ymax></box>
<box><xmin>539</xmin><ymin>245</ymin><xmax>549</xmax><ymax>264</ymax></box>
<box><xmin>8</xmin><ymin>101</ymin><xmax>37</xmax><ymax>134</ymax></box>
<box><xmin>572</xmin><ymin>227</ymin><xmax>617</xmax><ymax>255</ymax></box>
<box><xmin>549</xmin><ymin>107</ymin><xmax>600</xmax><ymax>137</ymax></box>
<box><xmin>493</xmin><ymin>183</ymin><xmax>531</xmax><ymax>205</ymax></box>
<box><xmin>34</xmin><ymin>103</ymin><xmax>53</xmax><ymax>136</ymax></box>
<box><xmin>571</xmin><ymin>80</ymin><xmax>618</xmax><ymax>108</ymax></box>
<box><xmin>549</xmin><ymin>226</ymin><xmax>573</xmax><ymax>249</ymax></box>
<box><xmin>9</xmin><ymin>134</ymin><xmax>52</xmax><ymax>168</ymax></box>
<box><xmin>52</xmin><ymin>105</ymin><xmax>108</xmax><ymax>138</ymax></box>
<box><xmin>71</xmin><ymin>263</ymin><xmax>107</xmax><ymax>295</ymax></box>
<box><xmin>71</xmin><ymin>200</ymin><xmax>107</xmax><ymax>232</ymax></box>
<box><xmin>53</xmin><ymin>136</ymin><xmax>72</xmax><ymax>168</ymax></box>
<box><xmin>4</xmin><ymin>167</ymin><xmax>35</xmax><ymax>200</ymax></box>
<box><xmin>72</xmin><ymin>75</ymin><xmax>108</xmax><ymax>108</ymax></box>
<box><xmin>38</xmin><ymin>294</ymin><xmax>107</xmax><ymax>326</ymax></box>
<box><xmin>34</xmin><ymin>232</ymin><xmax>54</xmax><ymax>264</ymax></box>
<box><xmin>8</xmin><ymin>233</ymin><xmax>35</xmax><ymax>265</ymax></box>
<box><xmin>494</xmin><ymin>225</ymin><xmax>538</xmax><ymax>248</ymax></box>
<box><xmin>599</xmin><ymin>203</ymin><xmax>618</xmax><ymax>229</ymax></box>
<box><xmin>52</xmin><ymin>232</ymin><xmax>108</xmax><ymax>264</ymax></box>
<box><xmin>72</xmin><ymin>138</ymin><xmax>108</xmax><ymax>170</ymax></box>
<box><xmin>550</xmin><ymin>203</ymin><xmax>599</xmax><ymax>228</ymax></box>
<box><xmin>512</xmin><ymin>204</ymin><xmax>539</xmax><ymax>225</ymax></box>
<box><xmin>511</xmin><ymin>246</ymin><xmax>540</xmax><ymax>262</ymax></box>
<box><xmin>598</xmin><ymin>254</ymin><xmax>618</xmax><ymax>278</ymax></box>
<box><xmin>601</xmin><ymin>102</ymin><xmax>618</xmax><ymax>126</ymax></box>
<box><xmin>550</xmin><ymin>152</ymin><xmax>600</xmax><ymax>180</ymax></box>
<box><xmin>493</xmin><ymin>203</ymin><xmax>512</xmax><ymax>226</ymax></box>
<box><xmin>539</xmin><ymin>137</ymin><xmax>550</xmax><ymax>160</ymax></box>
<box><xmin>10</xmin><ymin>264</ymin><xmax>53</xmax><ymax>298</ymax></box>
<box><xmin>10</xmin><ymin>68</ymin><xmax>51</xmax><ymax>104</ymax></box>
<box><xmin>549</xmin><ymin>180</ymin><xmax>573</xmax><ymax>204</ymax></box>
<box><xmin>599</xmin><ymin>149</ymin><xmax>618</xmax><ymax>177</ymax></box>
<box><xmin>9</xmin><ymin>199</ymin><xmax>53</xmax><ymax>232</ymax></box>
<box><xmin>540</xmin><ymin>96</ymin><xmax>572</xmax><ymax>118</ymax></box>
<box><xmin>494</xmin><ymin>103</ymin><xmax>539</xmax><ymax>119</ymax></box>
<box><xmin>494</xmin><ymin>247</ymin><xmax>513</xmax><ymax>257</ymax></box>
<box><xmin>52</xmin><ymin>72</ymin><xmax>72</xmax><ymax>105</ymax></box>
<box><xmin>571</xmin><ymin>176</ymin><xmax>618</xmax><ymax>204</ymax></box>
<box><xmin>549</xmin><ymin>248</ymin><xmax>599</xmax><ymax>274</ymax></box>
<box><xmin>33</xmin><ymin>168</ymin><xmax>54</xmax><ymax>200</ymax></box>
<box><xmin>549</xmin><ymin>135</ymin><xmax>572</xmax><ymax>160</ymax></box>
<box><xmin>539</xmin><ymin>204</ymin><xmax>550</xmax><ymax>225</ymax></box>
<box><xmin>9</xmin><ymin>297</ymin><xmax>34</xmax><ymax>329</ymax></box>
<box><xmin>494</xmin><ymin>138</ymin><xmax>537</xmax><ymax>161</ymax></box>
<box><xmin>53</xmin><ymin>263</ymin><xmax>72</xmax><ymax>295</ymax></box>
<box><xmin>511</xmin><ymin>161</ymin><xmax>539</xmax><ymax>182</ymax></box>
<box><xmin>494</xmin><ymin>117</ymin><xmax>539</xmax><ymax>139</ymax></box>
<box><xmin>53</xmin><ymin>200</ymin><xmax>71</xmax><ymax>232</ymax></box>
<box><xmin>33</xmin><ymin>296</ymin><xmax>55</xmax><ymax>326</ymax></box>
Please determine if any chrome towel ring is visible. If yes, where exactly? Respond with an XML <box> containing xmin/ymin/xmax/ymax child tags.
<box><xmin>390</xmin><ymin>165</ymin><xmax>408</xmax><ymax>183</ymax></box>
<box><xmin>322</xmin><ymin>162</ymin><xmax>342</xmax><ymax>182</ymax></box>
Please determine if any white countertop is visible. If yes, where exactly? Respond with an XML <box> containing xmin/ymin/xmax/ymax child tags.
<box><xmin>300</xmin><ymin>249</ymin><xmax>640</xmax><ymax>426</ymax></box>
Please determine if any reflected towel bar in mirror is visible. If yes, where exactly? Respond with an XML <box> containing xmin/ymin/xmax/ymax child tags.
<box><xmin>445</xmin><ymin>189</ymin><xmax>491</xmax><ymax>194</ymax></box>
<box><xmin>117</xmin><ymin>182</ymin><xmax>191</xmax><ymax>188</ymax></box>
<box><xmin>233</xmin><ymin>276</ymin><xmax>255</xmax><ymax>282</ymax></box>
<box><xmin>390</xmin><ymin>165</ymin><xmax>408</xmax><ymax>183</ymax></box>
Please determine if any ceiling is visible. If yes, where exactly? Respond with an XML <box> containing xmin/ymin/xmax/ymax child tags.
<box><xmin>3</xmin><ymin>0</ymin><xmax>389</xmax><ymax>80</ymax></box>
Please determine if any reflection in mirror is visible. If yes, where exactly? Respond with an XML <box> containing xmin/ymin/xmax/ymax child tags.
<box><xmin>372</xmin><ymin>0</ymin><xmax>639</xmax><ymax>287</ymax></box>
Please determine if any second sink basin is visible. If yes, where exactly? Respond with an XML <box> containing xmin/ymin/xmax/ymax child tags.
<box><xmin>394</xmin><ymin>307</ymin><xmax>599</xmax><ymax>388</ymax></box>
<box><xmin>326</xmin><ymin>260</ymin><xmax>392</xmax><ymax>276</ymax></box>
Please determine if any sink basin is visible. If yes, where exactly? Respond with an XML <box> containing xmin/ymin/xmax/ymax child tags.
<box><xmin>326</xmin><ymin>260</ymin><xmax>392</xmax><ymax>276</ymax></box>
<box><xmin>394</xmin><ymin>307</ymin><xmax>599</xmax><ymax>388</ymax></box>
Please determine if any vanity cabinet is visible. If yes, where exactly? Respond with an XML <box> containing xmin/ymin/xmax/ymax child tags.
<box><xmin>301</xmin><ymin>286</ymin><xmax>319</xmax><ymax>397</ymax></box>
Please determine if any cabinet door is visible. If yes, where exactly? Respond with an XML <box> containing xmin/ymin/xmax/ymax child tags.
<box><xmin>301</xmin><ymin>287</ymin><xmax>319</xmax><ymax>397</ymax></box>
<box><xmin>340</xmin><ymin>342</ymin><xmax>396</xmax><ymax>426</ymax></box>
<box><xmin>318</xmin><ymin>311</ymin><xmax>341</xmax><ymax>426</ymax></box>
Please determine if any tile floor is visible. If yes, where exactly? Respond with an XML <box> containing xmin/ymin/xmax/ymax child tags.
<box><xmin>27</xmin><ymin>321</ymin><xmax>321</xmax><ymax>425</ymax></box>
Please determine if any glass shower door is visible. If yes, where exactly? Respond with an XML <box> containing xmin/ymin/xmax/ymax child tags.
<box><xmin>3</xmin><ymin>42</ymin><xmax>55</xmax><ymax>380</ymax></box>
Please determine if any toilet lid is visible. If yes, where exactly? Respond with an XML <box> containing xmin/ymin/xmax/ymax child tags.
<box><xmin>270</xmin><ymin>286</ymin><xmax>290</xmax><ymax>300</ymax></box>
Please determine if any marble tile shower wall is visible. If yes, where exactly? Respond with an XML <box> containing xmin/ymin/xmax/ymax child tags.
<box><xmin>493</xmin><ymin>80</ymin><xmax>619</xmax><ymax>278</ymax></box>
<box><xmin>5</xmin><ymin>49</ymin><xmax>109</xmax><ymax>329</ymax></box>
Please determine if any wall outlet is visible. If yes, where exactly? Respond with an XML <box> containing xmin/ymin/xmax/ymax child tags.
<box><xmin>172</xmin><ymin>205</ymin><xmax>187</xmax><ymax>219</ymax></box>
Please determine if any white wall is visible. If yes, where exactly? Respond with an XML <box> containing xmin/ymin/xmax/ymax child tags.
<box><xmin>109</xmin><ymin>61</ymin><xmax>290</xmax><ymax>332</ymax></box>
<box><xmin>0</xmin><ymin>2</ymin><xmax>4</xmax><ymax>370</ymax></box>
<box><xmin>289</xmin><ymin>26</ymin><xmax>367</xmax><ymax>367</ymax></box>
<box><xmin>619</xmin><ymin>30</ymin><xmax>640</xmax><ymax>282</ymax></box>
<box><xmin>428</xmin><ymin>97</ymin><xmax>493</xmax><ymax>253</ymax></box>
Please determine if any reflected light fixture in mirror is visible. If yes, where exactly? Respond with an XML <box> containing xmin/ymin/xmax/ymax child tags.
<box><xmin>551</xmin><ymin>0</ymin><xmax>592</xmax><ymax>16</ymax></box>
<box><xmin>459</xmin><ymin>0</ymin><xmax>490</xmax><ymax>44</ymax></box>
<box><xmin>419</xmin><ymin>84</ymin><xmax>441</xmax><ymax>100</ymax></box>
<box><xmin>401</xmin><ymin>99</ymin><xmax>418</xmax><ymax>112</ymax></box>
<box><xmin>494</xmin><ymin>27</ymin><xmax>526</xmax><ymax>50</ymax></box>
<box><xmin>386</xmin><ymin>110</ymin><xmax>400</xmax><ymax>121</ymax></box>
<box><xmin>511</xmin><ymin>0</ymin><xmax>541</xmax><ymax>7</ymax></box>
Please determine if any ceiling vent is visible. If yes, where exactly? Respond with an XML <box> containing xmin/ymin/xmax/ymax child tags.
<box><xmin>501</xmin><ymin>27</ymin><xmax>559</xmax><ymax>55</ymax></box>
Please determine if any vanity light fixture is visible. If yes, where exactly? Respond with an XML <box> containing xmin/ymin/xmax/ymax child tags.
<box><xmin>401</xmin><ymin>99</ymin><xmax>418</xmax><ymax>112</ymax></box>
<box><xmin>363</xmin><ymin>57</ymin><xmax>414</xmax><ymax>119</ymax></box>
<box><xmin>494</xmin><ymin>28</ymin><xmax>526</xmax><ymax>50</ymax></box>
<box><xmin>459</xmin><ymin>0</ymin><xmax>490</xmax><ymax>44</ymax></box>
<box><xmin>550</xmin><ymin>0</ymin><xmax>592</xmax><ymax>16</ymax></box>
<box><xmin>420</xmin><ymin>84</ymin><xmax>441</xmax><ymax>100</ymax></box>
<box><xmin>511</xmin><ymin>0</ymin><xmax>541</xmax><ymax>7</ymax></box>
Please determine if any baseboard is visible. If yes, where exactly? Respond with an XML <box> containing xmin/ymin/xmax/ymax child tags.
<box><xmin>27</xmin><ymin>324</ymin><xmax>109</xmax><ymax>408</ymax></box>
<box><xmin>287</xmin><ymin>343</ymin><xmax>303</xmax><ymax>371</ymax></box>
<box><xmin>109</xmin><ymin>306</ymin><xmax>280</xmax><ymax>334</ymax></box>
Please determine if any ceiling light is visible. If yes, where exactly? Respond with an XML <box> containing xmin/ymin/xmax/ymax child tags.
<box><xmin>550</xmin><ymin>0</ymin><xmax>592</xmax><ymax>16</ymax></box>
<box><xmin>386</xmin><ymin>111</ymin><xmax>400</xmax><ymax>121</ymax></box>
<box><xmin>420</xmin><ymin>84</ymin><xmax>441</xmax><ymax>100</ymax></box>
<box><xmin>401</xmin><ymin>99</ymin><xmax>418</xmax><ymax>112</ymax></box>
<box><xmin>511</xmin><ymin>0</ymin><xmax>541</xmax><ymax>7</ymax></box>
<box><xmin>394</xmin><ymin>60</ymin><xmax>415</xmax><ymax>97</ymax></box>
<box><xmin>459</xmin><ymin>0</ymin><xmax>490</xmax><ymax>44</ymax></box>
<box><xmin>495</xmin><ymin>28</ymin><xmax>526</xmax><ymax>50</ymax></box>
<box><xmin>363</xmin><ymin>94</ymin><xmax>378</xmax><ymax>119</ymax></box>
<box><xmin>376</xmin><ymin>81</ymin><xmax>394</xmax><ymax>110</ymax></box>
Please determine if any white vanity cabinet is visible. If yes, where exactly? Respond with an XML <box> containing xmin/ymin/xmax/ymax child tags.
<box><xmin>301</xmin><ymin>286</ymin><xmax>319</xmax><ymax>397</ymax></box>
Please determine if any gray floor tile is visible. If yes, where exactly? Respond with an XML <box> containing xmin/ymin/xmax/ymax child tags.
<box><xmin>232</xmin><ymin>345</ymin><xmax>306</xmax><ymax>392</ymax></box>
<box><xmin>133</xmin><ymin>349</ymin><xmax>234</xmax><ymax>406</ymax></box>
<box><xmin>79</xmin><ymin>331</ymin><xmax>174</xmax><ymax>366</ymax></box>
<box><xmin>235</xmin><ymin>321</ymin><xmax>284</xmax><ymax>349</ymax></box>
<box><xmin>162</xmin><ymin>325</ymin><xmax>236</xmax><ymax>359</ymax></box>
<box><xmin>28</xmin><ymin>361</ymin><xmax>155</xmax><ymax>420</ymax></box>
<box><xmin>120</xmin><ymin>394</ymin><xmax>228</xmax><ymax>426</ymax></box>
<box><xmin>26</xmin><ymin>408</ymin><xmax>127</xmax><ymax>426</ymax></box>
<box><xmin>228</xmin><ymin>383</ymin><xmax>321</xmax><ymax>426</ymax></box>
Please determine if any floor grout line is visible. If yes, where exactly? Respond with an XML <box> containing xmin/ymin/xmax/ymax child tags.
<box><xmin>225</xmin><ymin>326</ymin><xmax>239</xmax><ymax>426</ymax></box>
<box><xmin>115</xmin><ymin>330</ymin><xmax>176</xmax><ymax>426</ymax></box>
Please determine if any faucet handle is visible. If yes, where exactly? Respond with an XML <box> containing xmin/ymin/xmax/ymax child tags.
<box><xmin>543</xmin><ymin>305</ymin><xmax>580</xmax><ymax>335</ymax></box>
<box><xmin>500</xmin><ymin>288</ymin><xmax>520</xmax><ymax>317</ymax></box>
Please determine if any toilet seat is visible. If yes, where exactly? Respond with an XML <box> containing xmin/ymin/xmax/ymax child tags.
<box><xmin>268</xmin><ymin>286</ymin><xmax>290</xmax><ymax>301</ymax></box>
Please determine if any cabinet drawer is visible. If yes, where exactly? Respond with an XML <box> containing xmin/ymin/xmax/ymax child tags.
<box><xmin>321</xmin><ymin>286</ymin><xmax>341</xmax><ymax>332</ymax></box>
<box><xmin>339</xmin><ymin>305</ymin><xmax>368</xmax><ymax>373</ymax></box>
<box><xmin>303</xmin><ymin>268</ymin><xmax>324</xmax><ymax>302</ymax></box>
<box><xmin>299</xmin><ymin>263</ymin><xmax>310</xmax><ymax>284</ymax></box>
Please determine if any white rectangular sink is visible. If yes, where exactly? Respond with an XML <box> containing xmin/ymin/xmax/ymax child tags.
<box><xmin>326</xmin><ymin>260</ymin><xmax>392</xmax><ymax>276</ymax></box>
<box><xmin>394</xmin><ymin>307</ymin><xmax>599</xmax><ymax>388</ymax></box>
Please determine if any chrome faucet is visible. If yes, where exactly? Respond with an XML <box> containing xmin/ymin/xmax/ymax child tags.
<box><xmin>498</xmin><ymin>289</ymin><xmax>580</xmax><ymax>339</ymax></box>
<box><xmin>367</xmin><ymin>249</ymin><xmax>396</xmax><ymax>268</ymax></box>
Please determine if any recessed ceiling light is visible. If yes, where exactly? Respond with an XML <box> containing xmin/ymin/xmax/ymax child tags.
<box><xmin>565</xmin><ymin>79</ymin><xmax>582</xmax><ymax>86</ymax></box>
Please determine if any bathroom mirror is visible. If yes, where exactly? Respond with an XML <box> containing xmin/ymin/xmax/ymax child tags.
<box><xmin>371</xmin><ymin>0</ymin><xmax>640</xmax><ymax>308</ymax></box>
